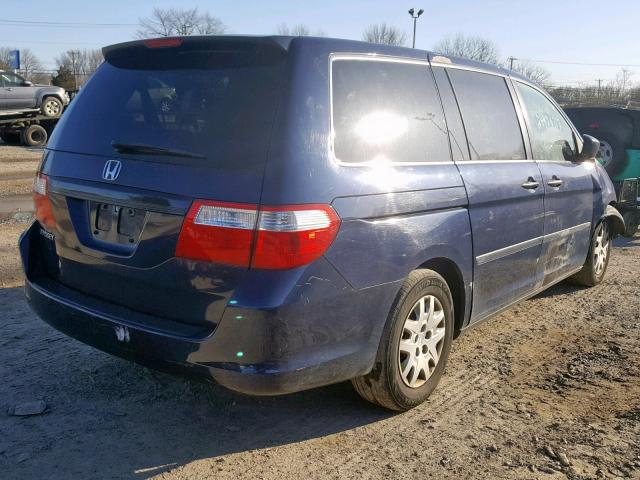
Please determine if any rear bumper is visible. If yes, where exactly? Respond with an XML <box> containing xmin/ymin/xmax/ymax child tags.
<box><xmin>21</xmin><ymin>222</ymin><xmax>399</xmax><ymax>395</ymax></box>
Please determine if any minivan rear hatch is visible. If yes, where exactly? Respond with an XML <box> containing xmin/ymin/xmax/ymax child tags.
<box><xmin>38</xmin><ymin>37</ymin><xmax>288</xmax><ymax>335</ymax></box>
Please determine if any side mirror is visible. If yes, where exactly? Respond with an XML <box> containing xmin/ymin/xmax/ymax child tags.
<box><xmin>22</xmin><ymin>81</ymin><xmax>33</xmax><ymax>87</ymax></box>
<box><xmin>577</xmin><ymin>134</ymin><xmax>599</xmax><ymax>161</ymax></box>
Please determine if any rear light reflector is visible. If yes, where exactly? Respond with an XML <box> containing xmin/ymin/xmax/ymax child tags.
<box><xmin>176</xmin><ymin>201</ymin><xmax>341</xmax><ymax>269</ymax></box>
<box><xmin>32</xmin><ymin>173</ymin><xmax>56</xmax><ymax>230</ymax></box>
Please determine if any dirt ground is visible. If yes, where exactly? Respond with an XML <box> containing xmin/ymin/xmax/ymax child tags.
<box><xmin>1</xmin><ymin>143</ymin><xmax>639</xmax><ymax>479</ymax></box>
<box><xmin>0</xmin><ymin>142</ymin><xmax>41</xmax><ymax>220</ymax></box>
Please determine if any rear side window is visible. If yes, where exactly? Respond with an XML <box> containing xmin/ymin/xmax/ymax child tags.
<box><xmin>47</xmin><ymin>43</ymin><xmax>286</xmax><ymax>165</ymax></box>
<box><xmin>515</xmin><ymin>82</ymin><xmax>576</xmax><ymax>161</ymax></box>
<box><xmin>448</xmin><ymin>69</ymin><xmax>525</xmax><ymax>161</ymax></box>
<box><xmin>331</xmin><ymin>59</ymin><xmax>450</xmax><ymax>164</ymax></box>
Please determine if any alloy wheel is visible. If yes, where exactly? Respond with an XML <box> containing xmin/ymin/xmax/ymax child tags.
<box><xmin>398</xmin><ymin>295</ymin><xmax>446</xmax><ymax>388</ymax></box>
<box><xmin>593</xmin><ymin>222</ymin><xmax>610</xmax><ymax>276</ymax></box>
<box><xmin>44</xmin><ymin>99</ymin><xmax>61</xmax><ymax>116</ymax></box>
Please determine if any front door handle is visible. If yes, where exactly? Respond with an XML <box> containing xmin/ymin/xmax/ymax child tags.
<box><xmin>521</xmin><ymin>177</ymin><xmax>540</xmax><ymax>190</ymax></box>
<box><xmin>547</xmin><ymin>176</ymin><xmax>563</xmax><ymax>188</ymax></box>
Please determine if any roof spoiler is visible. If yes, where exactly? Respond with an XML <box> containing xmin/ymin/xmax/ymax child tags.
<box><xmin>102</xmin><ymin>35</ymin><xmax>292</xmax><ymax>62</ymax></box>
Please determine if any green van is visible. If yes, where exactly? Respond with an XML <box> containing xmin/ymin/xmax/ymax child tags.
<box><xmin>565</xmin><ymin>107</ymin><xmax>640</xmax><ymax>235</ymax></box>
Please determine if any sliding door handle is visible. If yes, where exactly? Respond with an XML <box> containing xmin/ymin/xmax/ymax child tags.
<box><xmin>521</xmin><ymin>177</ymin><xmax>540</xmax><ymax>190</ymax></box>
<box><xmin>547</xmin><ymin>176</ymin><xmax>563</xmax><ymax>188</ymax></box>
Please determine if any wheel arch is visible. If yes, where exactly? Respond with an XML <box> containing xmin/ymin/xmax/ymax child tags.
<box><xmin>417</xmin><ymin>257</ymin><xmax>467</xmax><ymax>338</ymax></box>
<box><xmin>602</xmin><ymin>203</ymin><xmax>626</xmax><ymax>237</ymax></box>
<box><xmin>36</xmin><ymin>91</ymin><xmax>65</xmax><ymax>107</ymax></box>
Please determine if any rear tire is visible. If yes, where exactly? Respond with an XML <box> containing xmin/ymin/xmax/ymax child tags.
<box><xmin>21</xmin><ymin>125</ymin><xmax>48</xmax><ymax>147</ymax></box>
<box><xmin>41</xmin><ymin>96</ymin><xmax>63</xmax><ymax>117</ymax></box>
<box><xmin>351</xmin><ymin>270</ymin><xmax>454</xmax><ymax>411</ymax></box>
<box><xmin>567</xmin><ymin>220</ymin><xmax>611</xmax><ymax>287</ymax></box>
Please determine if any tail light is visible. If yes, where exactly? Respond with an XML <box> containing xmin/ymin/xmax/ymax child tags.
<box><xmin>253</xmin><ymin>205</ymin><xmax>340</xmax><ymax>269</ymax></box>
<box><xmin>176</xmin><ymin>201</ymin><xmax>341</xmax><ymax>269</ymax></box>
<box><xmin>33</xmin><ymin>173</ymin><xmax>56</xmax><ymax>230</ymax></box>
<box><xmin>175</xmin><ymin>201</ymin><xmax>257</xmax><ymax>267</ymax></box>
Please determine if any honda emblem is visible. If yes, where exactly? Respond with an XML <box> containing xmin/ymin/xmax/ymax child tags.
<box><xmin>102</xmin><ymin>160</ymin><xmax>122</xmax><ymax>181</ymax></box>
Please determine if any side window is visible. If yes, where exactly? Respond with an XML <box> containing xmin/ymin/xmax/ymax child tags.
<box><xmin>448</xmin><ymin>69</ymin><xmax>526</xmax><ymax>161</ymax></box>
<box><xmin>515</xmin><ymin>82</ymin><xmax>576</xmax><ymax>161</ymax></box>
<box><xmin>432</xmin><ymin>66</ymin><xmax>469</xmax><ymax>161</ymax></box>
<box><xmin>331</xmin><ymin>59</ymin><xmax>450</xmax><ymax>164</ymax></box>
<box><xmin>3</xmin><ymin>73</ymin><xmax>23</xmax><ymax>87</ymax></box>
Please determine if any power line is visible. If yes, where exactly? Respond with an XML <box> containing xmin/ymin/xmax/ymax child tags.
<box><xmin>0</xmin><ymin>22</ymin><xmax>132</xmax><ymax>29</ymax></box>
<box><xmin>0</xmin><ymin>39</ymin><xmax>103</xmax><ymax>46</ymax></box>
<box><xmin>523</xmin><ymin>58</ymin><xmax>640</xmax><ymax>68</ymax></box>
<box><xmin>0</xmin><ymin>18</ymin><xmax>136</xmax><ymax>27</ymax></box>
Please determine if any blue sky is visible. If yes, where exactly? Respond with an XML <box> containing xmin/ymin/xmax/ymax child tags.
<box><xmin>1</xmin><ymin>0</ymin><xmax>638</xmax><ymax>85</ymax></box>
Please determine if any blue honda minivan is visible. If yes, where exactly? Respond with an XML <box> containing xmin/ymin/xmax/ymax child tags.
<box><xmin>20</xmin><ymin>36</ymin><xmax>625</xmax><ymax>410</ymax></box>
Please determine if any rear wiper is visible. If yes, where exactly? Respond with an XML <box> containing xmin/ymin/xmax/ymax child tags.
<box><xmin>111</xmin><ymin>142</ymin><xmax>206</xmax><ymax>160</ymax></box>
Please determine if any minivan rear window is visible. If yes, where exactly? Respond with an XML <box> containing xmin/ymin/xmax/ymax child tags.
<box><xmin>48</xmin><ymin>43</ymin><xmax>286</xmax><ymax>166</ymax></box>
<box><xmin>331</xmin><ymin>59</ymin><xmax>450</xmax><ymax>164</ymax></box>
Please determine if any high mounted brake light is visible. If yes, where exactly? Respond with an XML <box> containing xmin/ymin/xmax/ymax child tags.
<box><xmin>176</xmin><ymin>201</ymin><xmax>341</xmax><ymax>269</ymax></box>
<box><xmin>32</xmin><ymin>173</ymin><xmax>56</xmax><ymax>230</ymax></box>
<box><xmin>143</xmin><ymin>37</ymin><xmax>183</xmax><ymax>49</ymax></box>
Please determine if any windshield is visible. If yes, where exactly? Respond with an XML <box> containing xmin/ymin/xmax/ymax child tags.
<box><xmin>48</xmin><ymin>44</ymin><xmax>286</xmax><ymax>167</ymax></box>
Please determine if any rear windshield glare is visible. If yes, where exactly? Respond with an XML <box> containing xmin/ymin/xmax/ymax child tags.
<box><xmin>48</xmin><ymin>42</ymin><xmax>287</xmax><ymax>166</ymax></box>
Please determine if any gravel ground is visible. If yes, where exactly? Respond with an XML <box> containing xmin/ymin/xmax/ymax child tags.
<box><xmin>0</xmin><ymin>144</ymin><xmax>639</xmax><ymax>479</ymax></box>
<box><xmin>0</xmin><ymin>143</ymin><xmax>41</xmax><ymax>220</ymax></box>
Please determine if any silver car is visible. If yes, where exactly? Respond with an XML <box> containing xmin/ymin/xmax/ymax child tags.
<box><xmin>0</xmin><ymin>70</ymin><xmax>69</xmax><ymax>117</ymax></box>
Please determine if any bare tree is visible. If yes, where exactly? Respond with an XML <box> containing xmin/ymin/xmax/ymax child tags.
<box><xmin>362</xmin><ymin>23</ymin><xmax>407</xmax><ymax>46</ymax></box>
<box><xmin>19</xmin><ymin>49</ymin><xmax>43</xmax><ymax>81</ymax></box>
<box><xmin>613</xmin><ymin>68</ymin><xmax>633</xmax><ymax>97</ymax></box>
<box><xmin>84</xmin><ymin>49</ymin><xmax>104</xmax><ymax>74</ymax></box>
<box><xmin>432</xmin><ymin>34</ymin><xmax>500</xmax><ymax>64</ymax></box>
<box><xmin>511</xmin><ymin>60</ymin><xmax>551</xmax><ymax>86</ymax></box>
<box><xmin>0</xmin><ymin>47</ymin><xmax>43</xmax><ymax>81</ymax></box>
<box><xmin>0</xmin><ymin>47</ymin><xmax>14</xmax><ymax>70</ymax></box>
<box><xmin>55</xmin><ymin>49</ymin><xmax>103</xmax><ymax>88</ymax></box>
<box><xmin>275</xmin><ymin>23</ymin><xmax>325</xmax><ymax>37</ymax></box>
<box><xmin>56</xmin><ymin>50</ymin><xmax>82</xmax><ymax>89</ymax></box>
<box><xmin>548</xmin><ymin>69</ymin><xmax>640</xmax><ymax>108</ymax></box>
<box><xmin>137</xmin><ymin>7</ymin><xmax>226</xmax><ymax>38</ymax></box>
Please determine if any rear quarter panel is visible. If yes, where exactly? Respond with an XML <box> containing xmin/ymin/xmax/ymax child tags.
<box><xmin>262</xmin><ymin>38</ymin><xmax>474</xmax><ymax>327</ymax></box>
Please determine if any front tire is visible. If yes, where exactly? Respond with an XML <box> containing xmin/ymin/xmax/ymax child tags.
<box><xmin>41</xmin><ymin>96</ymin><xmax>63</xmax><ymax>117</ymax></box>
<box><xmin>352</xmin><ymin>270</ymin><xmax>454</xmax><ymax>411</ymax></box>
<box><xmin>568</xmin><ymin>220</ymin><xmax>611</xmax><ymax>287</ymax></box>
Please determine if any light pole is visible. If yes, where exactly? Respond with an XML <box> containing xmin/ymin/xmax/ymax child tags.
<box><xmin>408</xmin><ymin>8</ymin><xmax>424</xmax><ymax>48</ymax></box>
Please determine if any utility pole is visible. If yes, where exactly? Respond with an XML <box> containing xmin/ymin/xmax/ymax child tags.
<box><xmin>408</xmin><ymin>8</ymin><xmax>424</xmax><ymax>49</ymax></box>
<box><xmin>596</xmin><ymin>78</ymin><xmax>603</xmax><ymax>98</ymax></box>
<box><xmin>508</xmin><ymin>56</ymin><xmax>518</xmax><ymax>70</ymax></box>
